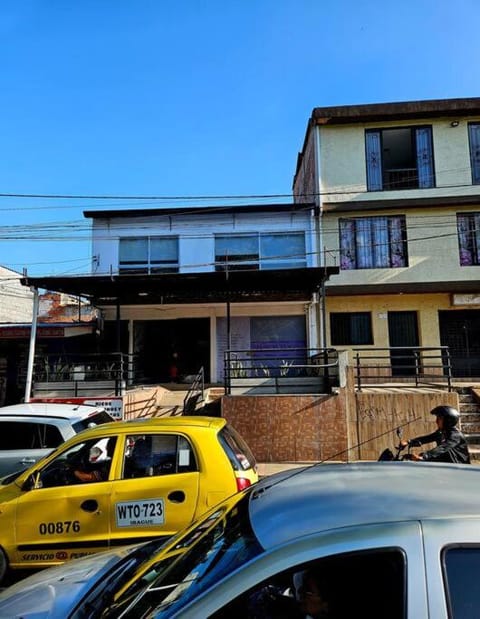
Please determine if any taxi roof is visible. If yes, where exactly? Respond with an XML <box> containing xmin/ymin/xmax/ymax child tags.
<box><xmin>249</xmin><ymin>462</ymin><xmax>480</xmax><ymax>548</ymax></box>
<box><xmin>75</xmin><ymin>415</ymin><xmax>227</xmax><ymax>436</ymax></box>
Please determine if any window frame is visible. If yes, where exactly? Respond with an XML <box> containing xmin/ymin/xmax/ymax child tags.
<box><xmin>339</xmin><ymin>215</ymin><xmax>408</xmax><ymax>270</ymax></box>
<box><xmin>457</xmin><ymin>212</ymin><xmax>480</xmax><ymax>266</ymax></box>
<box><xmin>365</xmin><ymin>125</ymin><xmax>436</xmax><ymax>192</ymax></box>
<box><xmin>214</xmin><ymin>232</ymin><xmax>307</xmax><ymax>272</ymax></box>
<box><xmin>330</xmin><ymin>312</ymin><xmax>373</xmax><ymax>346</ymax></box>
<box><xmin>119</xmin><ymin>236</ymin><xmax>179</xmax><ymax>274</ymax></box>
<box><xmin>468</xmin><ymin>122</ymin><xmax>480</xmax><ymax>185</ymax></box>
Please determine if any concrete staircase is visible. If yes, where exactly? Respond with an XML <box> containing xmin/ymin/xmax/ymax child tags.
<box><xmin>456</xmin><ymin>386</ymin><xmax>480</xmax><ymax>461</ymax></box>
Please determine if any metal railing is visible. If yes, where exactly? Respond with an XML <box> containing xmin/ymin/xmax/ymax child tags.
<box><xmin>30</xmin><ymin>352</ymin><xmax>135</xmax><ymax>397</ymax></box>
<box><xmin>353</xmin><ymin>346</ymin><xmax>452</xmax><ymax>392</ymax></box>
<box><xmin>223</xmin><ymin>348</ymin><xmax>339</xmax><ymax>395</ymax></box>
<box><xmin>183</xmin><ymin>366</ymin><xmax>205</xmax><ymax>414</ymax></box>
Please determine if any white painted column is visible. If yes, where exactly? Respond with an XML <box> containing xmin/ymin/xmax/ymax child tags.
<box><xmin>24</xmin><ymin>288</ymin><xmax>40</xmax><ymax>402</ymax></box>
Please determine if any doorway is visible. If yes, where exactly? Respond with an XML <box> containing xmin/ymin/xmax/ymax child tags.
<box><xmin>134</xmin><ymin>319</ymin><xmax>210</xmax><ymax>384</ymax></box>
<box><xmin>439</xmin><ymin>310</ymin><xmax>480</xmax><ymax>377</ymax></box>
<box><xmin>387</xmin><ymin>311</ymin><xmax>419</xmax><ymax>377</ymax></box>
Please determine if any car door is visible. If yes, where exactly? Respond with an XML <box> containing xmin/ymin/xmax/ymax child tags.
<box><xmin>13</xmin><ymin>436</ymin><xmax>116</xmax><ymax>566</ymax></box>
<box><xmin>0</xmin><ymin>419</ymin><xmax>64</xmax><ymax>477</ymax></box>
<box><xmin>422</xmin><ymin>517</ymin><xmax>480</xmax><ymax>618</ymax></box>
<box><xmin>109</xmin><ymin>432</ymin><xmax>200</xmax><ymax>544</ymax></box>
<box><xmin>175</xmin><ymin>522</ymin><xmax>429</xmax><ymax>618</ymax></box>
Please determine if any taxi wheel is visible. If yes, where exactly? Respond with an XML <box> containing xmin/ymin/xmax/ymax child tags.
<box><xmin>0</xmin><ymin>548</ymin><xmax>7</xmax><ymax>584</ymax></box>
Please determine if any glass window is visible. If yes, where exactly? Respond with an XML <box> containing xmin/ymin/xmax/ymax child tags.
<box><xmin>123</xmin><ymin>434</ymin><xmax>197</xmax><ymax>479</ymax></box>
<box><xmin>112</xmin><ymin>494</ymin><xmax>263</xmax><ymax>618</ymax></box>
<box><xmin>0</xmin><ymin>421</ymin><xmax>63</xmax><ymax>450</ymax></box>
<box><xmin>468</xmin><ymin>123</ymin><xmax>480</xmax><ymax>185</ymax></box>
<box><xmin>150</xmin><ymin>237</ymin><xmax>179</xmax><ymax>273</ymax></box>
<box><xmin>215</xmin><ymin>233</ymin><xmax>306</xmax><ymax>271</ymax></box>
<box><xmin>339</xmin><ymin>216</ymin><xmax>408</xmax><ymax>269</ymax></box>
<box><xmin>457</xmin><ymin>213</ymin><xmax>480</xmax><ymax>266</ymax></box>
<box><xmin>331</xmin><ymin>312</ymin><xmax>373</xmax><ymax>345</ymax></box>
<box><xmin>39</xmin><ymin>437</ymin><xmax>116</xmax><ymax>487</ymax></box>
<box><xmin>260</xmin><ymin>233</ymin><xmax>306</xmax><ymax>269</ymax></box>
<box><xmin>219</xmin><ymin>425</ymin><xmax>257</xmax><ymax>472</ymax></box>
<box><xmin>366</xmin><ymin>126</ymin><xmax>435</xmax><ymax>191</ymax></box>
<box><xmin>443</xmin><ymin>546</ymin><xmax>480</xmax><ymax>619</ymax></box>
<box><xmin>119</xmin><ymin>238</ymin><xmax>148</xmax><ymax>273</ymax></box>
<box><xmin>212</xmin><ymin>548</ymin><xmax>406</xmax><ymax>619</ymax></box>
<box><xmin>119</xmin><ymin>237</ymin><xmax>178</xmax><ymax>274</ymax></box>
<box><xmin>215</xmin><ymin>235</ymin><xmax>259</xmax><ymax>271</ymax></box>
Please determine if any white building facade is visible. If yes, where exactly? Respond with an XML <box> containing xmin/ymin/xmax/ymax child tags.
<box><xmin>81</xmin><ymin>204</ymin><xmax>332</xmax><ymax>384</ymax></box>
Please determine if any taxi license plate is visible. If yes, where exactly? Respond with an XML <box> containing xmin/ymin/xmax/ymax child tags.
<box><xmin>115</xmin><ymin>499</ymin><xmax>165</xmax><ymax>527</ymax></box>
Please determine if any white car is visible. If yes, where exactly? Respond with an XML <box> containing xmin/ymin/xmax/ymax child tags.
<box><xmin>0</xmin><ymin>402</ymin><xmax>115</xmax><ymax>478</ymax></box>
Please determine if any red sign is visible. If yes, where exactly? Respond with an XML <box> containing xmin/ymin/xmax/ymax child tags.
<box><xmin>0</xmin><ymin>327</ymin><xmax>65</xmax><ymax>339</ymax></box>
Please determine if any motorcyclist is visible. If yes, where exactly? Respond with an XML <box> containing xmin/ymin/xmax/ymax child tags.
<box><xmin>400</xmin><ymin>405</ymin><xmax>470</xmax><ymax>464</ymax></box>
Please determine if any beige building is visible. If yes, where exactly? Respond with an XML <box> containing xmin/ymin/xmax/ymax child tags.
<box><xmin>293</xmin><ymin>98</ymin><xmax>480</xmax><ymax>378</ymax></box>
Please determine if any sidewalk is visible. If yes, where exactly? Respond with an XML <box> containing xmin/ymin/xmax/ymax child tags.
<box><xmin>257</xmin><ymin>461</ymin><xmax>316</xmax><ymax>477</ymax></box>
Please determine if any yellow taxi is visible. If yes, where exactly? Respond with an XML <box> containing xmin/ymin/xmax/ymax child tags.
<box><xmin>0</xmin><ymin>416</ymin><xmax>257</xmax><ymax>583</ymax></box>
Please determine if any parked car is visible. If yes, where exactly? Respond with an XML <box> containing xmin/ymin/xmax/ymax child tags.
<box><xmin>0</xmin><ymin>402</ymin><xmax>115</xmax><ymax>478</ymax></box>
<box><xmin>0</xmin><ymin>416</ymin><xmax>257</xmax><ymax>585</ymax></box>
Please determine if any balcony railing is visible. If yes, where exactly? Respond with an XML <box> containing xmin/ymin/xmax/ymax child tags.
<box><xmin>223</xmin><ymin>348</ymin><xmax>339</xmax><ymax>395</ymax></box>
<box><xmin>353</xmin><ymin>346</ymin><xmax>452</xmax><ymax>391</ymax></box>
<box><xmin>30</xmin><ymin>352</ymin><xmax>135</xmax><ymax>397</ymax></box>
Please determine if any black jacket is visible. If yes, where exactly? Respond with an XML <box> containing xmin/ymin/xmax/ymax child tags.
<box><xmin>409</xmin><ymin>427</ymin><xmax>471</xmax><ymax>464</ymax></box>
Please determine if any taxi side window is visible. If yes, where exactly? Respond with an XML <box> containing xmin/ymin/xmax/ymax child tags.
<box><xmin>123</xmin><ymin>434</ymin><xmax>197</xmax><ymax>478</ymax></box>
<box><xmin>443</xmin><ymin>546</ymin><xmax>480</xmax><ymax>618</ymax></box>
<box><xmin>0</xmin><ymin>421</ymin><xmax>63</xmax><ymax>449</ymax></box>
<box><xmin>212</xmin><ymin>548</ymin><xmax>406</xmax><ymax>619</ymax></box>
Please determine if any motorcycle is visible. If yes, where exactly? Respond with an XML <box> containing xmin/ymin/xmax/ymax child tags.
<box><xmin>378</xmin><ymin>427</ymin><xmax>414</xmax><ymax>461</ymax></box>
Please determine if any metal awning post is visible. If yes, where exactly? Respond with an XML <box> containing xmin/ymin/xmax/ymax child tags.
<box><xmin>24</xmin><ymin>287</ymin><xmax>40</xmax><ymax>403</ymax></box>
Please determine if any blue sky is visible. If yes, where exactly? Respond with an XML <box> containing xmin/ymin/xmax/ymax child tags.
<box><xmin>0</xmin><ymin>0</ymin><xmax>478</xmax><ymax>276</ymax></box>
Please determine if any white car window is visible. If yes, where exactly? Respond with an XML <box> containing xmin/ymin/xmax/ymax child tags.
<box><xmin>0</xmin><ymin>421</ymin><xmax>64</xmax><ymax>449</ymax></box>
<box><xmin>443</xmin><ymin>546</ymin><xmax>480</xmax><ymax>619</ymax></box>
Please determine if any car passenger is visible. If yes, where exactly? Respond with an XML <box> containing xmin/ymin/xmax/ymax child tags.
<box><xmin>401</xmin><ymin>405</ymin><xmax>471</xmax><ymax>464</ymax></box>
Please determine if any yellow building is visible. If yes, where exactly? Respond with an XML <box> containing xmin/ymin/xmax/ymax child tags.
<box><xmin>293</xmin><ymin>98</ymin><xmax>480</xmax><ymax>378</ymax></box>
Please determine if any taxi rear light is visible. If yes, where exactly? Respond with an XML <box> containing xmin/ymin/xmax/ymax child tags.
<box><xmin>236</xmin><ymin>477</ymin><xmax>252</xmax><ymax>492</ymax></box>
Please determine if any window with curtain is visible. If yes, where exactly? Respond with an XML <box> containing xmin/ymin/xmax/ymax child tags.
<box><xmin>469</xmin><ymin>123</ymin><xmax>480</xmax><ymax>185</ymax></box>
<box><xmin>457</xmin><ymin>213</ymin><xmax>480</xmax><ymax>266</ymax></box>
<box><xmin>119</xmin><ymin>237</ymin><xmax>179</xmax><ymax>274</ymax></box>
<box><xmin>330</xmin><ymin>312</ymin><xmax>373</xmax><ymax>345</ymax></box>
<box><xmin>339</xmin><ymin>216</ymin><xmax>408</xmax><ymax>270</ymax></box>
<box><xmin>366</xmin><ymin>126</ymin><xmax>435</xmax><ymax>191</ymax></box>
<box><xmin>215</xmin><ymin>233</ymin><xmax>306</xmax><ymax>271</ymax></box>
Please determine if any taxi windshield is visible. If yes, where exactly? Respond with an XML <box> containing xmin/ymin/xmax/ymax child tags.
<box><xmin>104</xmin><ymin>491</ymin><xmax>262</xmax><ymax>618</ymax></box>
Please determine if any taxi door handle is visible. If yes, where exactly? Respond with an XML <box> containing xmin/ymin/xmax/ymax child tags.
<box><xmin>81</xmin><ymin>499</ymin><xmax>99</xmax><ymax>513</ymax></box>
<box><xmin>20</xmin><ymin>458</ymin><xmax>36</xmax><ymax>464</ymax></box>
<box><xmin>168</xmin><ymin>491</ymin><xmax>185</xmax><ymax>503</ymax></box>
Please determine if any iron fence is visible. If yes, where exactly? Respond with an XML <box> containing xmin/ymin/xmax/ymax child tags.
<box><xmin>353</xmin><ymin>346</ymin><xmax>452</xmax><ymax>391</ymax></box>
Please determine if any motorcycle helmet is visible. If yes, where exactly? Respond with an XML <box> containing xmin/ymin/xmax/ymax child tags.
<box><xmin>430</xmin><ymin>405</ymin><xmax>460</xmax><ymax>429</ymax></box>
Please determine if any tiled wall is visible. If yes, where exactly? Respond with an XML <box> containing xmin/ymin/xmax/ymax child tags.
<box><xmin>222</xmin><ymin>393</ymin><xmax>348</xmax><ymax>462</ymax></box>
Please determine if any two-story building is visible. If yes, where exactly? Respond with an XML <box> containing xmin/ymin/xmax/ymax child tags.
<box><xmin>23</xmin><ymin>204</ymin><xmax>338</xmax><ymax>386</ymax></box>
<box><xmin>293</xmin><ymin>97</ymin><xmax>480</xmax><ymax>377</ymax></box>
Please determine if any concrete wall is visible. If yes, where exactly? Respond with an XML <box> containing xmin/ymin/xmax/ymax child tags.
<box><xmin>0</xmin><ymin>266</ymin><xmax>33</xmax><ymax>322</ymax></box>
<box><xmin>322</xmin><ymin>206</ymin><xmax>479</xmax><ymax>286</ymax></box>
<box><xmin>319</xmin><ymin>117</ymin><xmax>477</xmax><ymax>202</ymax></box>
